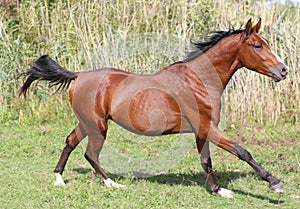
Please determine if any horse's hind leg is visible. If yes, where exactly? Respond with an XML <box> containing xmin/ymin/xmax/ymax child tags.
<box><xmin>84</xmin><ymin>123</ymin><xmax>124</xmax><ymax>188</ymax></box>
<box><xmin>53</xmin><ymin>123</ymin><xmax>86</xmax><ymax>186</ymax></box>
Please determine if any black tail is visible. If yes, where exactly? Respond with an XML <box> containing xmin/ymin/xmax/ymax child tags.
<box><xmin>19</xmin><ymin>55</ymin><xmax>77</xmax><ymax>97</ymax></box>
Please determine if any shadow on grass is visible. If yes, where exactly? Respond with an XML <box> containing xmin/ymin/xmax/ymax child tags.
<box><xmin>231</xmin><ymin>189</ymin><xmax>285</xmax><ymax>204</ymax></box>
<box><xmin>72</xmin><ymin>167</ymin><xmax>91</xmax><ymax>174</ymax></box>
<box><xmin>72</xmin><ymin>168</ymin><xmax>284</xmax><ymax>204</ymax></box>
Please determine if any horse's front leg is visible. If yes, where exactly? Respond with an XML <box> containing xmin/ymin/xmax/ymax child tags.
<box><xmin>53</xmin><ymin>123</ymin><xmax>86</xmax><ymax>186</ymax></box>
<box><xmin>208</xmin><ymin>124</ymin><xmax>284</xmax><ymax>193</ymax></box>
<box><xmin>196</xmin><ymin>138</ymin><xmax>234</xmax><ymax>198</ymax></box>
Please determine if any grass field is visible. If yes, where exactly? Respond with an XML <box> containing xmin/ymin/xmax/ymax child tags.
<box><xmin>1</xmin><ymin>120</ymin><xmax>299</xmax><ymax>208</ymax></box>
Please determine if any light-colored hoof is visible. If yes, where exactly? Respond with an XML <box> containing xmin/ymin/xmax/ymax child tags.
<box><xmin>54</xmin><ymin>173</ymin><xmax>66</xmax><ymax>186</ymax></box>
<box><xmin>270</xmin><ymin>183</ymin><xmax>284</xmax><ymax>193</ymax></box>
<box><xmin>104</xmin><ymin>178</ymin><xmax>124</xmax><ymax>188</ymax></box>
<box><xmin>215</xmin><ymin>188</ymin><xmax>235</xmax><ymax>198</ymax></box>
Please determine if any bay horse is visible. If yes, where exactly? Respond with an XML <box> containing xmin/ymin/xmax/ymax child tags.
<box><xmin>19</xmin><ymin>19</ymin><xmax>289</xmax><ymax>197</ymax></box>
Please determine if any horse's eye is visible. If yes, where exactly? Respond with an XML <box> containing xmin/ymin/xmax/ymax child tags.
<box><xmin>254</xmin><ymin>44</ymin><xmax>262</xmax><ymax>49</ymax></box>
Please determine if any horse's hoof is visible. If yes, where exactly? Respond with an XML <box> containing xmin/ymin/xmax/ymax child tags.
<box><xmin>270</xmin><ymin>183</ymin><xmax>284</xmax><ymax>193</ymax></box>
<box><xmin>104</xmin><ymin>178</ymin><xmax>124</xmax><ymax>188</ymax></box>
<box><xmin>54</xmin><ymin>181</ymin><xmax>66</xmax><ymax>186</ymax></box>
<box><xmin>214</xmin><ymin>188</ymin><xmax>235</xmax><ymax>198</ymax></box>
<box><xmin>54</xmin><ymin>173</ymin><xmax>66</xmax><ymax>186</ymax></box>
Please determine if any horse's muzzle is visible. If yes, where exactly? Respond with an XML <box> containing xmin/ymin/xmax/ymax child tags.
<box><xmin>271</xmin><ymin>64</ymin><xmax>289</xmax><ymax>82</ymax></box>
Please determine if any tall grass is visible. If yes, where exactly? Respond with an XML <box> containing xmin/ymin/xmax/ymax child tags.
<box><xmin>213</xmin><ymin>0</ymin><xmax>300</xmax><ymax>126</ymax></box>
<box><xmin>0</xmin><ymin>0</ymin><xmax>299</xmax><ymax>127</ymax></box>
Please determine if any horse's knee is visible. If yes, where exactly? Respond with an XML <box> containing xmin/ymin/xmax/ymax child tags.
<box><xmin>84</xmin><ymin>151</ymin><xmax>98</xmax><ymax>164</ymax></box>
<box><xmin>84</xmin><ymin>152</ymin><xmax>96</xmax><ymax>168</ymax></box>
<box><xmin>233</xmin><ymin>143</ymin><xmax>253</xmax><ymax>161</ymax></box>
<box><xmin>84</xmin><ymin>152</ymin><xmax>92</xmax><ymax>161</ymax></box>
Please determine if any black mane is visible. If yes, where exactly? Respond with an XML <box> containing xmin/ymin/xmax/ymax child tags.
<box><xmin>176</xmin><ymin>29</ymin><xmax>244</xmax><ymax>64</ymax></box>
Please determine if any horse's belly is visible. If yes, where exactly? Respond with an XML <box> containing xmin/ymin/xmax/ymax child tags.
<box><xmin>111</xmin><ymin>88</ymin><xmax>192</xmax><ymax>136</ymax></box>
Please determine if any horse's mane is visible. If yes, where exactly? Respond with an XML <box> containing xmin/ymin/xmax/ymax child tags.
<box><xmin>175</xmin><ymin>29</ymin><xmax>244</xmax><ymax>64</ymax></box>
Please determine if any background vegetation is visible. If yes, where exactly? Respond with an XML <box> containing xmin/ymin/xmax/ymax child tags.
<box><xmin>0</xmin><ymin>0</ymin><xmax>299</xmax><ymax>126</ymax></box>
<box><xmin>0</xmin><ymin>0</ymin><xmax>299</xmax><ymax>208</ymax></box>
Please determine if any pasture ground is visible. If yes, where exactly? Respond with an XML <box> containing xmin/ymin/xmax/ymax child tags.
<box><xmin>0</xmin><ymin>120</ymin><xmax>299</xmax><ymax>209</ymax></box>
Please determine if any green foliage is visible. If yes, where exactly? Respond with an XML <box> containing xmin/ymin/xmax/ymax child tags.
<box><xmin>0</xmin><ymin>0</ymin><xmax>299</xmax><ymax>126</ymax></box>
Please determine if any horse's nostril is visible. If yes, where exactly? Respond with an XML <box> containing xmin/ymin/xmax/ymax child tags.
<box><xmin>281</xmin><ymin>67</ymin><xmax>289</xmax><ymax>76</ymax></box>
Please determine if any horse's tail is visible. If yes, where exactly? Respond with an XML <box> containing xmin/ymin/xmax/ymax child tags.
<box><xmin>19</xmin><ymin>55</ymin><xmax>77</xmax><ymax>97</ymax></box>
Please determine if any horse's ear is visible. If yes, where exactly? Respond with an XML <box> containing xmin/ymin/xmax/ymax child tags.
<box><xmin>241</xmin><ymin>18</ymin><xmax>253</xmax><ymax>41</ymax></box>
<box><xmin>244</xmin><ymin>18</ymin><xmax>253</xmax><ymax>35</ymax></box>
<box><xmin>253</xmin><ymin>18</ymin><xmax>261</xmax><ymax>33</ymax></box>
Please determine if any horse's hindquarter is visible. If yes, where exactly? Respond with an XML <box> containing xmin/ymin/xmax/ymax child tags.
<box><xmin>69</xmin><ymin>69</ymin><xmax>118</xmax><ymax>131</ymax></box>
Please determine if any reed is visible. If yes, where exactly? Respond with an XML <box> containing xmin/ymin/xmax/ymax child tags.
<box><xmin>0</xmin><ymin>0</ymin><xmax>299</xmax><ymax>126</ymax></box>
<box><xmin>213</xmin><ymin>0</ymin><xmax>300</xmax><ymax>125</ymax></box>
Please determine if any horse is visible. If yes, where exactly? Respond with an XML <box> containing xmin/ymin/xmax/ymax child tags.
<box><xmin>19</xmin><ymin>18</ymin><xmax>289</xmax><ymax>198</ymax></box>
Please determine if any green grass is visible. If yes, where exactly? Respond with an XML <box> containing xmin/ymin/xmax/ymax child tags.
<box><xmin>1</xmin><ymin>121</ymin><xmax>299</xmax><ymax>208</ymax></box>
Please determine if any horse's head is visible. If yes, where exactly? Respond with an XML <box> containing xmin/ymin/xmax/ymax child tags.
<box><xmin>237</xmin><ymin>18</ymin><xmax>289</xmax><ymax>82</ymax></box>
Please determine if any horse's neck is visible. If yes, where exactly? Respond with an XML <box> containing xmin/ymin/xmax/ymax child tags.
<box><xmin>186</xmin><ymin>37</ymin><xmax>241</xmax><ymax>93</ymax></box>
